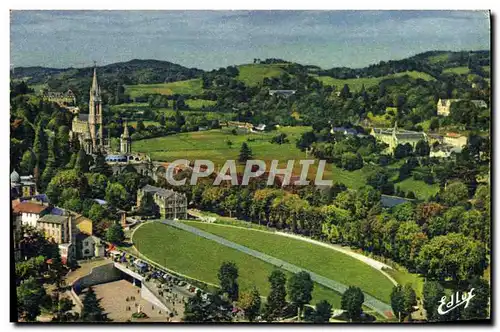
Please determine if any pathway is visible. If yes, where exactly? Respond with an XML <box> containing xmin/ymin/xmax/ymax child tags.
<box><xmin>160</xmin><ymin>220</ymin><xmax>393</xmax><ymax>319</ymax></box>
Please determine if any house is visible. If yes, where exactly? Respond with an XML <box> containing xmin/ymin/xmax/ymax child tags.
<box><xmin>443</xmin><ymin>132</ymin><xmax>467</xmax><ymax>150</ymax></box>
<box><xmin>76</xmin><ymin>233</ymin><xmax>104</xmax><ymax>259</ymax></box>
<box><xmin>37</xmin><ymin>214</ymin><xmax>73</xmax><ymax>244</ymax></box>
<box><xmin>427</xmin><ymin>133</ymin><xmax>444</xmax><ymax>145</ymax></box>
<box><xmin>269</xmin><ymin>90</ymin><xmax>296</xmax><ymax>97</ymax></box>
<box><xmin>10</xmin><ymin>170</ymin><xmax>37</xmax><ymax>198</ymax></box>
<box><xmin>74</xmin><ymin>214</ymin><xmax>94</xmax><ymax>235</ymax></box>
<box><xmin>331</xmin><ymin>127</ymin><xmax>358</xmax><ymax>136</ymax></box>
<box><xmin>12</xmin><ymin>201</ymin><xmax>50</xmax><ymax>228</ymax></box>
<box><xmin>430</xmin><ymin>144</ymin><xmax>461</xmax><ymax>158</ymax></box>
<box><xmin>436</xmin><ymin>99</ymin><xmax>460</xmax><ymax>116</ymax></box>
<box><xmin>58</xmin><ymin>243</ymin><xmax>74</xmax><ymax>265</ymax></box>
<box><xmin>370</xmin><ymin>124</ymin><xmax>427</xmax><ymax>154</ymax></box>
<box><xmin>437</xmin><ymin>99</ymin><xmax>487</xmax><ymax>117</ymax></box>
<box><xmin>136</xmin><ymin>185</ymin><xmax>188</xmax><ymax>219</ymax></box>
<box><xmin>254</xmin><ymin>124</ymin><xmax>266</xmax><ymax>131</ymax></box>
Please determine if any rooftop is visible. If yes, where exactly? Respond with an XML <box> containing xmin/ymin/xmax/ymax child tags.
<box><xmin>13</xmin><ymin>201</ymin><xmax>49</xmax><ymax>214</ymax></box>
<box><xmin>38</xmin><ymin>214</ymin><xmax>69</xmax><ymax>225</ymax></box>
<box><xmin>141</xmin><ymin>184</ymin><xmax>184</xmax><ymax>199</ymax></box>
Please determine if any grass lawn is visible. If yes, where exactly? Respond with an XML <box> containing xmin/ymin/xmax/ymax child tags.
<box><xmin>185</xmin><ymin>221</ymin><xmax>394</xmax><ymax>303</ymax></box>
<box><xmin>236</xmin><ymin>63</ymin><xmax>288</xmax><ymax>86</ymax></box>
<box><xmin>129</xmin><ymin>120</ymin><xmax>159</xmax><ymax>128</ymax></box>
<box><xmin>125</xmin><ymin>79</ymin><xmax>203</xmax><ymax>98</ymax></box>
<box><xmin>185</xmin><ymin>98</ymin><xmax>217</xmax><ymax>109</ymax></box>
<box><xmin>427</xmin><ymin>53</ymin><xmax>449</xmax><ymax>64</ymax></box>
<box><xmin>110</xmin><ymin>102</ymin><xmax>234</xmax><ymax>121</ymax></box>
<box><xmin>394</xmin><ymin>178</ymin><xmax>440</xmax><ymax>200</ymax></box>
<box><xmin>385</xmin><ymin>268</ymin><xmax>425</xmax><ymax>298</ymax></box>
<box><xmin>315</xmin><ymin>71</ymin><xmax>435</xmax><ymax>91</ymax></box>
<box><xmin>443</xmin><ymin>66</ymin><xmax>470</xmax><ymax>75</ymax></box>
<box><xmin>132</xmin><ymin>126</ymin><xmax>368</xmax><ymax>188</ymax></box>
<box><xmin>132</xmin><ymin>222</ymin><xmax>343</xmax><ymax>307</ymax></box>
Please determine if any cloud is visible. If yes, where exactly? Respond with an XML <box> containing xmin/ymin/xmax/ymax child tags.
<box><xmin>10</xmin><ymin>10</ymin><xmax>490</xmax><ymax>70</ymax></box>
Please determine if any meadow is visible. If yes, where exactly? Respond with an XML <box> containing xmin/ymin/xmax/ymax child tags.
<box><xmin>132</xmin><ymin>126</ymin><xmax>369</xmax><ymax>188</ymax></box>
<box><xmin>132</xmin><ymin>222</ymin><xmax>343</xmax><ymax>307</ymax></box>
<box><xmin>314</xmin><ymin>71</ymin><xmax>435</xmax><ymax>91</ymax></box>
<box><xmin>236</xmin><ymin>63</ymin><xmax>288</xmax><ymax>86</ymax></box>
<box><xmin>186</xmin><ymin>221</ymin><xmax>394</xmax><ymax>303</ymax></box>
<box><xmin>125</xmin><ymin>78</ymin><xmax>204</xmax><ymax>98</ymax></box>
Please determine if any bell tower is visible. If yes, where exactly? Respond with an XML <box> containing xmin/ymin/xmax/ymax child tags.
<box><xmin>89</xmin><ymin>62</ymin><xmax>103</xmax><ymax>151</ymax></box>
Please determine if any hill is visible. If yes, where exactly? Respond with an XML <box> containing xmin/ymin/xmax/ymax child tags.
<box><xmin>12</xmin><ymin>59</ymin><xmax>204</xmax><ymax>86</ymax></box>
<box><xmin>317</xmin><ymin>50</ymin><xmax>490</xmax><ymax>80</ymax></box>
<box><xmin>236</xmin><ymin>63</ymin><xmax>289</xmax><ymax>86</ymax></box>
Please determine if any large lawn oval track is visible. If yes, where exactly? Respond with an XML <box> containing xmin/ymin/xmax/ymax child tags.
<box><xmin>132</xmin><ymin>222</ymin><xmax>343</xmax><ymax>306</ymax></box>
<box><xmin>186</xmin><ymin>221</ymin><xmax>394</xmax><ymax>303</ymax></box>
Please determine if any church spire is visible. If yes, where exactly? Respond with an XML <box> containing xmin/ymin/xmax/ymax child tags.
<box><xmin>91</xmin><ymin>61</ymin><xmax>98</xmax><ymax>94</ymax></box>
<box><xmin>123</xmin><ymin>120</ymin><xmax>130</xmax><ymax>138</ymax></box>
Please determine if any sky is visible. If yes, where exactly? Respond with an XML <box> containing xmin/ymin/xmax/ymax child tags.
<box><xmin>10</xmin><ymin>10</ymin><xmax>490</xmax><ymax>70</ymax></box>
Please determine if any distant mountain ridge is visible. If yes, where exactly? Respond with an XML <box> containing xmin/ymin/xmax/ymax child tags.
<box><xmin>12</xmin><ymin>59</ymin><xmax>204</xmax><ymax>86</ymax></box>
<box><xmin>11</xmin><ymin>50</ymin><xmax>490</xmax><ymax>94</ymax></box>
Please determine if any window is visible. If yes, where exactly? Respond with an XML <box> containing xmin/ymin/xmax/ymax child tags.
<box><xmin>84</xmin><ymin>249</ymin><xmax>90</xmax><ymax>255</ymax></box>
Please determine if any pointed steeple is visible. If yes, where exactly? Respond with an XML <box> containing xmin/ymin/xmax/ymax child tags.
<box><xmin>123</xmin><ymin>120</ymin><xmax>130</xmax><ymax>138</ymax></box>
<box><xmin>91</xmin><ymin>61</ymin><xmax>98</xmax><ymax>94</ymax></box>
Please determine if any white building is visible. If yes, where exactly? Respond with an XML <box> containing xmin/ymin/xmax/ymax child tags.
<box><xmin>12</xmin><ymin>201</ymin><xmax>50</xmax><ymax>228</ymax></box>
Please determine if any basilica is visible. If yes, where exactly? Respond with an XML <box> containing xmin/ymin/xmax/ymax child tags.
<box><xmin>70</xmin><ymin>65</ymin><xmax>132</xmax><ymax>156</ymax></box>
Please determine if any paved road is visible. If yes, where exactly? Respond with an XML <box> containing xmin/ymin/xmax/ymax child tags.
<box><xmin>160</xmin><ymin>220</ymin><xmax>393</xmax><ymax>318</ymax></box>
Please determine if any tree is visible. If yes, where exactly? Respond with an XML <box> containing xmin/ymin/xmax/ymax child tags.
<box><xmin>33</xmin><ymin>121</ymin><xmax>48</xmax><ymax>175</ymax></box>
<box><xmin>312</xmin><ymin>300</ymin><xmax>332</xmax><ymax>323</ymax></box>
<box><xmin>440</xmin><ymin>181</ymin><xmax>468</xmax><ymax>206</ymax></box>
<box><xmin>341</xmin><ymin>286</ymin><xmax>364</xmax><ymax>322</ymax></box>
<box><xmin>422</xmin><ymin>280</ymin><xmax>445</xmax><ymax>322</ymax></box>
<box><xmin>183</xmin><ymin>291</ymin><xmax>232</xmax><ymax>322</ymax></box>
<box><xmin>416</xmin><ymin>233</ymin><xmax>486</xmax><ymax>281</ymax></box>
<box><xmin>53</xmin><ymin>297</ymin><xmax>79</xmax><ymax>322</ymax></box>
<box><xmin>339</xmin><ymin>84</ymin><xmax>352</xmax><ymax>99</ymax></box>
<box><xmin>287</xmin><ymin>271</ymin><xmax>314</xmax><ymax>319</ymax></box>
<box><xmin>402</xmin><ymin>284</ymin><xmax>417</xmax><ymax>321</ymax></box>
<box><xmin>40</xmin><ymin>135</ymin><xmax>59</xmax><ymax>190</ymax></box>
<box><xmin>390</xmin><ymin>285</ymin><xmax>405</xmax><ymax>321</ymax></box>
<box><xmin>80</xmin><ymin>286</ymin><xmax>108</xmax><ymax>322</ymax></box>
<box><xmin>137</xmin><ymin>193</ymin><xmax>160</xmax><ymax>218</ymax></box>
<box><xmin>238</xmin><ymin>142</ymin><xmax>253</xmax><ymax>163</ymax></box>
<box><xmin>415</xmin><ymin>140</ymin><xmax>430</xmax><ymax>157</ymax></box>
<box><xmin>238</xmin><ymin>286</ymin><xmax>261</xmax><ymax>322</ymax></box>
<box><xmin>74</xmin><ymin>148</ymin><xmax>91</xmax><ymax>173</ymax></box>
<box><xmin>264</xmin><ymin>270</ymin><xmax>287</xmax><ymax>321</ymax></box>
<box><xmin>217</xmin><ymin>261</ymin><xmax>239</xmax><ymax>301</ymax></box>
<box><xmin>183</xmin><ymin>291</ymin><xmax>207</xmax><ymax>322</ymax></box>
<box><xmin>105</xmin><ymin>223</ymin><xmax>124</xmax><ymax>244</ymax></box>
<box><xmin>17</xmin><ymin>277</ymin><xmax>48</xmax><ymax>321</ymax></box>
<box><xmin>460</xmin><ymin>277</ymin><xmax>490</xmax><ymax>320</ymax></box>
<box><xmin>20</xmin><ymin>150</ymin><xmax>36</xmax><ymax>176</ymax></box>
<box><xmin>92</xmin><ymin>151</ymin><xmax>113</xmax><ymax>177</ymax></box>
<box><xmin>105</xmin><ymin>182</ymin><xmax>129</xmax><ymax>209</ymax></box>
<box><xmin>136</xmin><ymin>120</ymin><xmax>145</xmax><ymax>132</ymax></box>
<box><xmin>340</xmin><ymin>152</ymin><xmax>363</xmax><ymax>171</ymax></box>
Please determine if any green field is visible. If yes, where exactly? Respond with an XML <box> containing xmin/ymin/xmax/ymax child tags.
<box><xmin>186</xmin><ymin>221</ymin><xmax>394</xmax><ymax>303</ymax></box>
<box><xmin>443</xmin><ymin>66</ymin><xmax>470</xmax><ymax>75</ymax></box>
<box><xmin>427</xmin><ymin>53</ymin><xmax>450</xmax><ymax>64</ymax></box>
<box><xmin>394</xmin><ymin>178</ymin><xmax>440</xmax><ymax>200</ymax></box>
<box><xmin>110</xmin><ymin>102</ymin><xmax>233</xmax><ymax>121</ymax></box>
<box><xmin>315</xmin><ymin>71</ymin><xmax>435</xmax><ymax>91</ymax></box>
<box><xmin>125</xmin><ymin>79</ymin><xmax>203</xmax><ymax>98</ymax></box>
<box><xmin>133</xmin><ymin>222</ymin><xmax>343</xmax><ymax>306</ymax></box>
<box><xmin>236</xmin><ymin>63</ymin><xmax>288</xmax><ymax>86</ymax></box>
<box><xmin>132</xmin><ymin>126</ymin><xmax>368</xmax><ymax>187</ymax></box>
